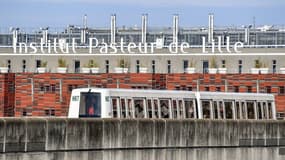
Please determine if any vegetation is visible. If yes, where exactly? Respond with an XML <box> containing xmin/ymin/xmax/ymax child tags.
<box><xmin>254</xmin><ymin>59</ymin><xmax>262</xmax><ymax>68</ymax></box>
<box><xmin>210</xmin><ymin>57</ymin><xmax>217</xmax><ymax>68</ymax></box>
<box><xmin>118</xmin><ymin>58</ymin><xmax>130</xmax><ymax>68</ymax></box>
<box><xmin>0</xmin><ymin>62</ymin><xmax>6</xmax><ymax>67</ymax></box>
<box><xmin>40</xmin><ymin>61</ymin><xmax>47</xmax><ymax>67</ymax></box>
<box><xmin>88</xmin><ymin>60</ymin><xmax>99</xmax><ymax>68</ymax></box>
<box><xmin>58</xmin><ymin>58</ymin><xmax>67</xmax><ymax>67</ymax></box>
<box><xmin>188</xmin><ymin>60</ymin><xmax>196</xmax><ymax>68</ymax></box>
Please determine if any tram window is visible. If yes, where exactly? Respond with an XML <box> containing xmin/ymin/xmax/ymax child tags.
<box><xmin>224</xmin><ymin>101</ymin><xmax>233</xmax><ymax>119</ymax></box>
<box><xmin>127</xmin><ymin>99</ymin><xmax>133</xmax><ymax>118</ymax></box>
<box><xmin>213</xmin><ymin>101</ymin><xmax>219</xmax><ymax>119</ymax></box>
<box><xmin>147</xmin><ymin>99</ymin><xmax>152</xmax><ymax>118</ymax></box>
<box><xmin>178</xmin><ymin>100</ymin><xmax>184</xmax><ymax>118</ymax></box>
<box><xmin>235</xmin><ymin>102</ymin><xmax>241</xmax><ymax>119</ymax></box>
<box><xmin>134</xmin><ymin>99</ymin><xmax>144</xmax><ymax>118</ymax></box>
<box><xmin>262</xmin><ymin>102</ymin><xmax>267</xmax><ymax>119</ymax></box>
<box><xmin>172</xmin><ymin>100</ymin><xmax>178</xmax><ymax>119</ymax></box>
<box><xmin>153</xmin><ymin>100</ymin><xmax>159</xmax><ymax>118</ymax></box>
<box><xmin>121</xmin><ymin>99</ymin><xmax>126</xmax><ymax>118</ymax></box>
<box><xmin>257</xmin><ymin>102</ymin><xmax>263</xmax><ymax>119</ymax></box>
<box><xmin>160</xmin><ymin>99</ymin><xmax>170</xmax><ymax>118</ymax></box>
<box><xmin>219</xmin><ymin>101</ymin><xmax>224</xmax><ymax>119</ymax></box>
<box><xmin>112</xmin><ymin>98</ymin><xmax>118</xmax><ymax>118</ymax></box>
<box><xmin>79</xmin><ymin>92</ymin><xmax>101</xmax><ymax>117</ymax></box>
<box><xmin>184</xmin><ymin>100</ymin><xmax>195</xmax><ymax>118</ymax></box>
<box><xmin>247</xmin><ymin>102</ymin><xmax>255</xmax><ymax>119</ymax></box>
<box><xmin>268</xmin><ymin>102</ymin><xmax>273</xmax><ymax>119</ymax></box>
<box><xmin>241</xmin><ymin>102</ymin><xmax>247</xmax><ymax>119</ymax></box>
<box><xmin>202</xmin><ymin>101</ymin><xmax>211</xmax><ymax>119</ymax></box>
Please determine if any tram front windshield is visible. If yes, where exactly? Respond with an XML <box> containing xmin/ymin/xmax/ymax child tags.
<box><xmin>79</xmin><ymin>92</ymin><xmax>101</xmax><ymax>117</ymax></box>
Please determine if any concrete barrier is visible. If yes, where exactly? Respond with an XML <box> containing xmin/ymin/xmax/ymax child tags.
<box><xmin>0</xmin><ymin>118</ymin><xmax>284</xmax><ymax>160</ymax></box>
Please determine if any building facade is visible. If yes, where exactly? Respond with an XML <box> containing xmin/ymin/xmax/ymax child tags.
<box><xmin>0</xmin><ymin>14</ymin><xmax>285</xmax><ymax>118</ymax></box>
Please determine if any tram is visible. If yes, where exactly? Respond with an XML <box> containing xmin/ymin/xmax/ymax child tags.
<box><xmin>68</xmin><ymin>88</ymin><xmax>276</xmax><ymax>120</ymax></box>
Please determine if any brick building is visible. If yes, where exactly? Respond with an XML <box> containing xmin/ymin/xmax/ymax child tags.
<box><xmin>0</xmin><ymin>73</ymin><xmax>284</xmax><ymax>119</ymax></box>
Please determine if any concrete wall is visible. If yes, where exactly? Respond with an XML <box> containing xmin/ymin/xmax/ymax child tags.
<box><xmin>0</xmin><ymin>118</ymin><xmax>285</xmax><ymax>160</ymax></box>
<box><xmin>0</xmin><ymin>52</ymin><xmax>285</xmax><ymax>74</ymax></box>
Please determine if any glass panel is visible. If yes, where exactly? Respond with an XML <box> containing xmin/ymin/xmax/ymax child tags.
<box><xmin>79</xmin><ymin>92</ymin><xmax>101</xmax><ymax>117</ymax></box>
<box><xmin>184</xmin><ymin>100</ymin><xmax>195</xmax><ymax>118</ymax></box>
<box><xmin>147</xmin><ymin>99</ymin><xmax>152</xmax><ymax>118</ymax></box>
<box><xmin>257</xmin><ymin>102</ymin><xmax>263</xmax><ymax>119</ymax></box>
<box><xmin>153</xmin><ymin>99</ymin><xmax>159</xmax><ymax>118</ymax></box>
<box><xmin>213</xmin><ymin>101</ymin><xmax>219</xmax><ymax>119</ymax></box>
<box><xmin>160</xmin><ymin>99</ymin><xmax>170</xmax><ymax>118</ymax></box>
<box><xmin>268</xmin><ymin>102</ymin><xmax>272</xmax><ymax>119</ymax></box>
<box><xmin>172</xmin><ymin>100</ymin><xmax>178</xmax><ymax>119</ymax></box>
<box><xmin>178</xmin><ymin>100</ymin><xmax>184</xmax><ymax>118</ymax></box>
<box><xmin>247</xmin><ymin>101</ymin><xmax>255</xmax><ymax>119</ymax></box>
<box><xmin>112</xmin><ymin>98</ymin><xmax>118</xmax><ymax>118</ymax></box>
<box><xmin>134</xmin><ymin>99</ymin><xmax>144</xmax><ymax>118</ymax></box>
<box><xmin>202</xmin><ymin>101</ymin><xmax>211</xmax><ymax>119</ymax></box>
<box><xmin>127</xmin><ymin>99</ymin><xmax>133</xmax><ymax>118</ymax></box>
<box><xmin>225</xmin><ymin>101</ymin><xmax>233</xmax><ymax>119</ymax></box>
<box><xmin>219</xmin><ymin>101</ymin><xmax>224</xmax><ymax>119</ymax></box>
<box><xmin>235</xmin><ymin>102</ymin><xmax>240</xmax><ymax>119</ymax></box>
<box><xmin>121</xmin><ymin>99</ymin><xmax>126</xmax><ymax>118</ymax></box>
<box><xmin>263</xmin><ymin>102</ymin><xmax>267</xmax><ymax>119</ymax></box>
<box><xmin>241</xmin><ymin>102</ymin><xmax>247</xmax><ymax>119</ymax></box>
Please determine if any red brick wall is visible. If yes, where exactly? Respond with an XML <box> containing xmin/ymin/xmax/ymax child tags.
<box><xmin>1</xmin><ymin>73</ymin><xmax>285</xmax><ymax>117</ymax></box>
<box><xmin>0</xmin><ymin>74</ymin><xmax>15</xmax><ymax>117</ymax></box>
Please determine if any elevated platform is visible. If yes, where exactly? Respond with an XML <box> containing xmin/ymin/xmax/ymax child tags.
<box><xmin>0</xmin><ymin>118</ymin><xmax>284</xmax><ymax>160</ymax></box>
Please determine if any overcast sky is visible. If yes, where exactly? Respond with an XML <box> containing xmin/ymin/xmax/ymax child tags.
<box><xmin>0</xmin><ymin>0</ymin><xmax>284</xmax><ymax>29</ymax></box>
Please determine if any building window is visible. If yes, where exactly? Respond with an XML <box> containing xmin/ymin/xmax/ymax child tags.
<box><xmin>7</xmin><ymin>60</ymin><xmax>11</xmax><ymax>72</ymax></box>
<box><xmin>152</xmin><ymin>60</ymin><xmax>155</xmax><ymax>74</ymax></box>
<box><xmin>22</xmin><ymin>60</ymin><xmax>26</xmax><ymax>72</ymax></box>
<box><xmin>183</xmin><ymin>60</ymin><xmax>188</xmax><ymax>73</ymax></box>
<box><xmin>74</xmin><ymin>60</ymin><xmax>80</xmax><ymax>73</ymax></box>
<box><xmin>247</xmin><ymin>86</ymin><xmax>252</xmax><ymax>93</ymax></box>
<box><xmin>136</xmin><ymin>60</ymin><xmax>140</xmax><ymax>73</ymax></box>
<box><xmin>68</xmin><ymin>84</ymin><xmax>78</xmax><ymax>92</ymax></box>
<box><xmin>36</xmin><ymin>60</ymin><xmax>41</xmax><ymax>68</ymax></box>
<box><xmin>205</xmin><ymin>86</ymin><xmax>210</xmax><ymax>91</ymax></box>
<box><xmin>45</xmin><ymin>109</ymin><xmax>55</xmax><ymax>116</ymax></box>
<box><xmin>187</xmin><ymin>86</ymin><xmax>192</xmax><ymax>91</ymax></box>
<box><xmin>221</xmin><ymin>60</ymin><xmax>226</xmax><ymax>68</ymax></box>
<box><xmin>105</xmin><ymin>60</ymin><xmax>109</xmax><ymax>73</ymax></box>
<box><xmin>238</xmin><ymin>60</ymin><xmax>242</xmax><ymax>74</ymax></box>
<box><xmin>51</xmin><ymin>84</ymin><xmax>56</xmax><ymax>93</ymax></box>
<box><xmin>167</xmin><ymin>60</ymin><xmax>171</xmax><ymax>74</ymax></box>
<box><xmin>234</xmin><ymin>86</ymin><xmax>239</xmax><ymax>92</ymax></box>
<box><xmin>266</xmin><ymin>86</ymin><xmax>271</xmax><ymax>93</ymax></box>
<box><xmin>22</xmin><ymin>109</ymin><xmax>27</xmax><ymax>116</ymax></box>
<box><xmin>216</xmin><ymin>87</ymin><xmax>221</xmax><ymax>92</ymax></box>
<box><xmin>279</xmin><ymin>86</ymin><xmax>285</xmax><ymax>95</ymax></box>
<box><xmin>272</xmin><ymin>60</ymin><xmax>276</xmax><ymax>74</ymax></box>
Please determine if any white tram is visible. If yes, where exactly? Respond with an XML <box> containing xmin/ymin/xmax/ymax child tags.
<box><xmin>68</xmin><ymin>88</ymin><xmax>276</xmax><ymax>120</ymax></box>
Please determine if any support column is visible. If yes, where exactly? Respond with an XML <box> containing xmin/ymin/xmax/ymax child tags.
<box><xmin>12</xmin><ymin>28</ymin><xmax>19</xmax><ymax>53</ymax></box>
<box><xmin>111</xmin><ymin>14</ymin><xmax>116</xmax><ymax>44</ymax></box>
<box><xmin>208</xmin><ymin>13</ymin><xmax>214</xmax><ymax>44</ymax></box>
<box><xmin>81</xmin><ymin>14</ymin><xmax>87</xmax><ymax>44</ymax></box>
<box><xmin>173</xmin><ymin>14</ymin><xmax>179</xmax><ymax>44</ymax></box>
<box><xmin>141</xmin><ymin>14</ymin><xmax>148</xmax><ymax>44</ymax></box>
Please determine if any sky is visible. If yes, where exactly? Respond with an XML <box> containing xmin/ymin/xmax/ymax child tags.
<box><xmin>0</xmin><ymin>0</ymin><xmax>284</xmax><ymax>29</ymax></box>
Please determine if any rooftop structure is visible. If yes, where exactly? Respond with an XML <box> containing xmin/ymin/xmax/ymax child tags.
<box><xmin>0</xmin><ymin>14</ymin><xmax>285</xmax><ymax>47</ymax></box>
